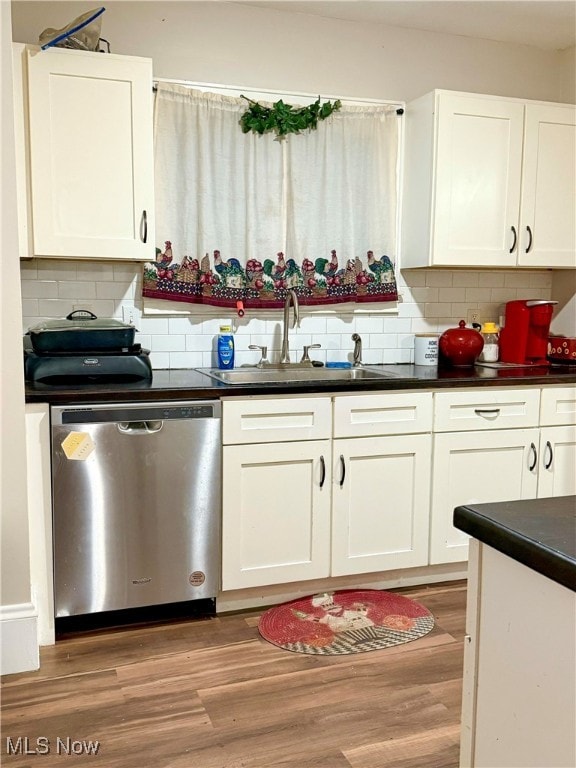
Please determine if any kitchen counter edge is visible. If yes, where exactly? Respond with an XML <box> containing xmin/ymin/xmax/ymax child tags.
<box><xmin>454</xmin><ymin>496</ymin><xmax>576</xmax><ymax>592</ymax></box>
<box><xmin>24</xmin><ymin>364</ymin><xmax>576</xmax><ymax>406</ymax></box>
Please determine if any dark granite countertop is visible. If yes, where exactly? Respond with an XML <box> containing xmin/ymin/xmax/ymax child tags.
<box><xmin>24</xmin><ymin>363</ymin><xmax>576</xmax><ymax>405</ymax></box>
<box><xmin>454</xmin><ymin>496</ymin><xmax>576</xmax><ymax>591</ymax></box>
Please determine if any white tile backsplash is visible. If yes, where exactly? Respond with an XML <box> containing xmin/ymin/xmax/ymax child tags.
<box><xmin>57</xmin><ymin>281</ymin><xmax>97</xmax><ymax>300</ymax></box>
<box><xmin>20</xmin><ymin>259</ymin><xmax>555</xmax><ymax>370</ymax></box>
<box><xmin>22</xmin><ymin>280</ymin><xmax>58</xmax><ymax>299</ymax></box>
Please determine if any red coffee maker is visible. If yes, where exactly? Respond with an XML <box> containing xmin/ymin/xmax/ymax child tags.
<box><xmin>499</xmin><ymin>299</ymin><xmax>558</xmax><ymax>365</ymax></box>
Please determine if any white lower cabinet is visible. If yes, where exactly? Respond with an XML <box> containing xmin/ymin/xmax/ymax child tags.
<box><xmin>430</xmin><ymin>387</ymin><xmax>541</xmax><ymax>564</ymax></box>
<box><xmin>222</xmin><ymin>440</ymin><xmax>331</xmax><ymax>590</ymax></box>
<box><xmin>537</xmin><ymin>386</ymin><xmax>576</xmax><ymax>498</ymax></box>
<box><xmin>430</xmin><ymin>385</ymin><xmax>576</xmax><ymax>564</ymax></box>
<box><xmin>430</xmin><ymin>428</ymin><xmax>539</xmax><ymax>564</ymax></box>
<box><xmin>331</xmin><ymin>434</ymin><xmax>431</xmax><ymax>576</ymax></box>
<box><xmin>537</xmin><ymin>427</ymin><xmax>576</xmax><ymax>497</ymax></box>
<box><xmin>221</xmin><ymin>386</ymin><xmax>575</xmax><ymax>589</ymax></box>
<box><xmin>222</xmin><ymin>392</ymin><xmax>433</xmax><ymax>591</ymax></box>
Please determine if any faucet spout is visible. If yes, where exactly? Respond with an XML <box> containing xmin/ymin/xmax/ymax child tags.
<box><xmin>280</xmin><ymin>289</ymin><xmax>299</xmax><ymax>363</ymax></box>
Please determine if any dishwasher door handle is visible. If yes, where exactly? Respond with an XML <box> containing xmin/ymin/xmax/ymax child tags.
<box><xmin>117</xmin><ymin>420</ymin><xmax>164</xmax><ymax>434</ymax></box>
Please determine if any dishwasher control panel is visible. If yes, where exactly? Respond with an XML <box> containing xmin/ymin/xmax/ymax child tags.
<box><xmin>53</xmin><ymin>400</ymin><xmax>221</xmax><ymax>425</ymax></box>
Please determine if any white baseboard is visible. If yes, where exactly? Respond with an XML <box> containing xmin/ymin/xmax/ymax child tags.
<box><xmin>0</xmin><ymin>602</ymin><xmax>39</xmax><ymax>675</ymax></box>
<box><xmin>217</xmin><ymin>563</ymin><xmax>467</xmax><ymax>613</ymax></box>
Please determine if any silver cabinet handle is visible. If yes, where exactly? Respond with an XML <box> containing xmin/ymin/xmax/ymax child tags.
<box><xmin>544</xmin><ymin>440</ymin><xmax>553</xmax><ymax>470</ymax></box>
<box><xmin>339</xmin><ymin>454</ymin><xmax>346</xmax><ymax>487</ymax></box>
<box><xmin>319</xmin><ymin>455</ymin><xmax>326</xmax><ymax>488</ymax></box>
<box><xmin>474</xmin><ymin>408</ymin><xmax>501</xmax><ymax>416</ymax></box>
<box><xmin>140</xmin><ymin>210</ymin><xmax>148</xmax><ymax>243</ymax></box>
<box><xmin>529</xmin><ymin>442</ymin><xmax>537</xmax><ymax>472</ymax></box>
<box><xmin>509</xmin><ymin>225</ymin><xmax>517</xmax><ymax>254</ymax></box>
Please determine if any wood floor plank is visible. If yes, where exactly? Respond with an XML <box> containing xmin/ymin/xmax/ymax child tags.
<box><xmin>344</xmin><ymin>723</ymin><xmax>461</xmax><ymax>768</ymax></box>
<box><xmin>0</xmin><ymin>582</ymin><xmax>466</xmax><ymax>768</ymax></box>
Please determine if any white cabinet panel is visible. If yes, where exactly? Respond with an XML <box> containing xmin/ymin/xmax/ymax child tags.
<box><xmin>24</xmin><ymin>46</ymin><xmax>154</xmax><ymax>260</ymax></box>
<box><xmin>434</xmin><ymin>94</ymin><xmax>523</xmax><ymax>267</ymax></box>
<box><xmin>539</xmin><ymin>385</ymin><xmax>576</xmax><ymax>426</ymax></box>
<box><xmin>223</xmin><ymin>397</ymin><xmax>331</xmax><ymax>445</ymax></box>
<box><xmin>434</xmin><ymin>388</ymin><xmax>540</xmax><ymax>432</ymax></box>
<box><xmin>430</xmin><ymin>429</ymin><xmax>539</xmax><ymax>564</ymax></box>
<box><xmin>537</xmin><ymin>426</ymin><xmax>576</xmax><ymax>498</ymax></box>
<box><xmin>222</xmin><ymin>440</ymin><xmax>331</xmax><ymax>589</ymax></box>
<box><xmin>519</xmin><ymin>105</ymin><xmax>576</xmax><ymax>268</ymax></box>
<box><xmin>331</xmin><ymin>434</ymin><xmax>431</xmax><ymax>576</ymax></box>
<box><xmin>333</xmin><ymin>391</ymin><xmax>432</xmax><ymax>438</ymax></box>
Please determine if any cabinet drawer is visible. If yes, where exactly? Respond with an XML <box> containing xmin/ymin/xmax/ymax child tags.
<box><xmin>540</xmin><ymin>386</ymin><xmax>576</xmax><ymax>426</ymax></box>
<box><xmin>434</xmin><ymin>388</ymin><xmax>540</xmax><ymax>432</ymax></box>
<box><xmin>222</xmin><ymin>396</ymin><xmax>331</xmax><ymax>445</ymax></box>
<box><xmin>333</xmin><ymin>392</ymin><xmax>433</xmax><ymax>437</ymax></box>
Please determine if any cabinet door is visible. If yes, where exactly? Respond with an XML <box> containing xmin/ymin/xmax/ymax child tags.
<box><xmin>519</xmin><ymin>105</ymin><xmax>576</xmax><ymax>268</ymax></box>
<box><xmin>537</xmin><ymin>426</ymin><xmax>576</xmax><ymax>498</ymax></box>
<box><xmin>433</xmin><ymin>93</ymin><xmax>524</xmax><ymax>267</ymax></box>
<box><xmin>430</xmin><ymin>429</ymin><xmax>539</xmax><ymax>564</ymax></box>
<box><xmin>26</xmin><ymin>48</ymin><xmax>154</xmax><ymax>260</ymax></box>
<box><xmin>331</xmin><ymin>434</ymin><xmax>431</xmax><ymax>576</ymax></box>
<box><xmin>222</xmin><ymin>441</ymin><xmax>331</xmax><ymax>590</ymax></box>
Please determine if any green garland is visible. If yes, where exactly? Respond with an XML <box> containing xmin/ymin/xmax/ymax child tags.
<box><xmin>240</xmin><ymin>95</ymin><xmax>342</xmax><ymax>138</ymax></box>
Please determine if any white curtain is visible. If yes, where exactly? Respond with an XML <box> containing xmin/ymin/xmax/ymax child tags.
<box><xmin>286</xmin><ymin>104</ymin><xmax>398</xmax><ymax>260</ymax></box>
<box><xmin>154</xmin><ymin>84</ymin><xmax>285</xmax><ymax>260</ymax></box>
<box><xmin>149</xmin><ymin>82</ymin><xmax>399</xmax><ymax>307</ymax></box>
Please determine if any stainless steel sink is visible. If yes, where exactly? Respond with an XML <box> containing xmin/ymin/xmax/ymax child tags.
<box><xmin>197</xmin><ymin>366</ymin><xmax>399</xmax><ymax>385</ymax></box>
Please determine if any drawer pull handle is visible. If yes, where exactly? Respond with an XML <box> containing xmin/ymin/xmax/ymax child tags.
<box><xmin>339</xmin><ymin>454</ymin><xmax>346</xmax><ymax>487</ymax></box>
<box><xmin>526</xmin><ymin>225</ymin><xmax>533</xmax><ymax>253</ymax></box>
<box><xmin>474</xmin><ymin>408</ymin><xmax>501</xmax><ymax>417</ymax></box>
<box><xmin>529</xmin><ymin>442</ymin><xmax>537</xmax><ymax>472</ymax></box>
<box><xmin>319</xmin><ymin>455</ymin><xmax>326</xmax><ymax>488</ymax></box>
<box><xmin>544</xmin><ymin>440</ymin><xmax>553</xmax><ymax>470</ymax></box>
<box><xmin>509</xmin><ymin>225</ymin><xmax>517</xmax><ymax>254</ymax></box>
<box><xmin>140</xmin><ymin>209</ymin><xmax>148</xmax><ymax>243</ymax></box>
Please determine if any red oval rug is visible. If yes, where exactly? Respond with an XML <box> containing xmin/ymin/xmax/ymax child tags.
<box><xmin>258</xmin><ymin>589</ymin><xmax>434</xmax><ymax>655</ymax></box>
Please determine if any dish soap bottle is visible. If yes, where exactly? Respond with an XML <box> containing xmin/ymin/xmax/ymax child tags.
<box><xmin>479</xmin><ymin>322</ymin><xmax>500</xmax><ymax>362</ymax></box>
<box><xmin>217</xmin><ymin>325</ymin><xmax>235</xmax><ymax>369</ymax></box>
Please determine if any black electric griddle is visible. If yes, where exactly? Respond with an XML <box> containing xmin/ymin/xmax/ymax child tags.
<box><xmin>23</xmin><ymin>337</ymin><xmax>153</xmax><ymax>384</ymax></box>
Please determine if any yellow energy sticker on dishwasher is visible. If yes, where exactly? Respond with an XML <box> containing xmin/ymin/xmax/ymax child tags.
<box><xmin>61</xmin><ymin>431</ymin><xmax>95</xmax><ymax>461</ymax></box>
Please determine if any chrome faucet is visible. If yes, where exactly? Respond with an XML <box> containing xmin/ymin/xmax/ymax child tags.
<box><xmin>352</xmin><ymin>333</ymin><xmax>363</xmax><ymax>367</ymax></box>
<box><xmin>280</xmin><ymin>289</ymin><xmax>299</xmax><ymax>364</ymax></box>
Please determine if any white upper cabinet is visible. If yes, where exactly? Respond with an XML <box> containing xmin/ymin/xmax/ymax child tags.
<box><xmin>402</xmin><ymin>90</ymin><xmax>576</xmax><ymax>269</ymax></box>
<box><xmin>16</xmin><ymin>45</ymin><xmax>155</xmax><ymax>260</ymax></box>
<box><xmin>519</xmin><ymin>105</ymin><xmax>576</xmax><ymax>268</ymax></box>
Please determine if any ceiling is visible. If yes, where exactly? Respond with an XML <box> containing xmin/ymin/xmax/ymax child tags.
<box><xmin>238</xmin><ymin>1</ymin><xmax>576</xmax><ymax>51</ymax></box>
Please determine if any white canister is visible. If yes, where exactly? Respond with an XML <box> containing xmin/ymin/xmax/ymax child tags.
<box><xmin>414</xmin><ymin>334</ymin><xmax>439</xmax><ymax>366</ymax></box>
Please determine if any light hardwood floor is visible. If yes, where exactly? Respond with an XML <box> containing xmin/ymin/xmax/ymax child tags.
<box><xmin>1</xmin><ymin>581</ymin><xmax>467</xmax><ymax>768</ymax></box>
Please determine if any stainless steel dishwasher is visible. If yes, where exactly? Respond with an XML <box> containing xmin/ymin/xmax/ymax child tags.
<box><xmin>51</xmin><ymin>401</ymin><xmax>221</xmax><ymax>618</ymax></box>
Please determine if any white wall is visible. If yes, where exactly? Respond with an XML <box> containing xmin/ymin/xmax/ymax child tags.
<box><xmin>559</xmin><ymin>46</ymin><xmax>576</xmax><ymax>103</ymax></box>
<box><xmin>11</xmin><ymin>1</ymin><xmax>573</xmax><ymax>104</ymax></box>
<box><xmin>12</xmin><ymin>0</ymin><xmax>569</xmax><ymax>369</ymax></box>
<box><xmin>1</xmin><ymin>0</ymin><xmax>38</xmax><ymax>675</ymax></box>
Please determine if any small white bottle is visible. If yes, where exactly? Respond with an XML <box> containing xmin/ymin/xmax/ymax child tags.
<box><xmin>479</xmin><ymin>322</ymin><xmax>499</xmax><ymax>362</ymax></box>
